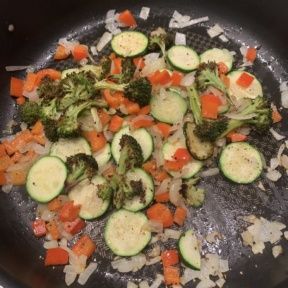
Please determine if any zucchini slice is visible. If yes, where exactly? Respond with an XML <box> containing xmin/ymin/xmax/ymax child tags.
<box><xmin>111</xmin><ymin>126</ymin><xmax>153</xmax><ymax>163</ymax></box>
<box><xmin>179</xmin><ymin>230</ymin><xmax>201</xmax><ymax>270</ymax></box>
<box><xmin>150</xmin><ymin>89</ymin><xmax>188</xmax><ymax>124</ymax></box>
<box><xmin>50</xmin><ymin>137</ymin><xmax>91</xmax><ymax>162</ymax></box>
<box><xmin>68</xmin><ymin>176</ymin><xmax>110</xmax><ymax>219</ymax></box>
<box><xmin>219</xmin><ymin>142</ymin><xmax>263</xmax><ymax>184</ymax></box>
<box><xmin>162</xmin><ymin>141</ymin><xmax>203</xmax><ymax>179</ymax></box>
<box><xmin>184</xmin><ymin>122</ymin><xmax>213</xmax><ymax>160</ymax></box>
<box><xmin>104</xmin><ymin>209</ymin><xmax>151</xmax><ymax>256</ymax></box>
<box><xmin>26</xmin><ymin>156</ymin><xmax>67</xmax><ymax>203</ymax></box>
<box><xmin>200</xmin><ymin>48</ymin><xmax>234</xmax><ymax>72</ymax></box>
<box><xmin>123</xmin><ymin>168</ymin><xmax>154</xmax><ymax>212</ymax></box>
<box><xmin>167</xmin><ymin>45</ymin><xmax>200</xmax><ymax>72</ymax></box>
<box><xmin>93</xmin><ymin>143</ymin><xmax>111</xmax><ymax>168</ymax></box>
<box><xmin>227</xmin><ymin>70</ymin><xmax>263</xmax><ymax>100</ymax></box>
<box><xmin>111</xmin><ymin>31</ymin><xmax>148</xmax><ymax>57</ymax></box>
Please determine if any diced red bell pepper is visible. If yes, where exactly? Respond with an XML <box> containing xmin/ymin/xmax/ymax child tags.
<box><xmin>173</xmin><ymin>148</ymin><xmax>191</xmax><ymax>162</ymax></box>
<box><xmin>72</xmin><ymin>235</ymin><xmax>96</xmax><ymax>258</ymax></box>
<box><xmin>59</xmin><ymin>201</ymin><xmax>81</xmax><ymax>222</ymax></box>
<box><xmin>236</xmin><ymin>72</ymin><xmax>254</xmax><ymax>88</ymax></box>
<box><xmin>161</xmin><ymin>250</ymin><xmax>179</xmax><ymax>267</ymax></box>
<box><xmin>32</xmin><ymin>219</ymin><xmax>46</xmax><ymax>237</ymax></box>
<box><xmin>64</xmin><ymin>218</ymin><xmax>86</xmax><ymax>235</ymax></box>
<box><xmin>44</xmin><ymin>248</ymin><xmax>69</xmax><ymax>266</ymax></box>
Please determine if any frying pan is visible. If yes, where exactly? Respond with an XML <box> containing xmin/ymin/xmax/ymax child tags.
<box><xmin>1</xmin><ymin>0</ymin><xmax>288</xmax><ymax>287</ymax></box>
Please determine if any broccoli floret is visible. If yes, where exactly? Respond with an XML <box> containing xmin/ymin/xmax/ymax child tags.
<box><xmin>195</xmin><ymin>96</ymin><xmax>272</xmax><ymax>141</ymax></box>
<box><xmin>180</xmin><ymin>180</ymin><xmax>205</xmax><ymax>208</ymax></box>
<box><xmin>94</xmin><ymin>78</ymin><xmax>152</xmax><ymax>107</ymax></box>
<box><xmin>20</xmin><ymin>101</ymin><xmax>41</xmax><ymax>126</ymax></box>
<box><xmin>148</xmin><ymin>28</ymin><xmax>173</xmax><ymax>56</ymax></box>
<box><xmin>42</xmin><ymin>118</ymin><xmax>59</xmax><ymax>142</ymax></box>
<box><xmin>41</xmin><ymin>98</ymin><xmax>60</xmax><ymax>121</ymax></box>
<box><xmin>187</xmin><ymin>85</ymin><xmax>202</xmax><ymax>126</ymax></box>
<box><xmin>109</xmin><ymin>58</ymin><xmax>136</xmax><ymax>84</ymax></box>
<box><xmin>58</xmin><ymin>71</ymin><xmax>96</xmax><ymax>110</ymax></box>
<box><xmin>57</xmin><ymin>99</ymin><xmax>107</xmax><ymax>138</ymax></box>
<box><xmin>97</xmin><ymin>182</ymin><xmax>114</xmax><ymax>200</ymax></box>
<box><xmin>196</xmin><ymin>62</ymin><xmax>227</xmax><ymax>93</ymax></box>
<box><xmin>66</xmin><ymin>153</ymin><xmax>98</xmax><ymax>186</ymax></box>
<box><xmin>37</xmin><ymin>77</ymin><xmax>63</xmax><ymax>101</ymax></box>
<box><xmin>99</xmin><ymin>56</ymin><xmax>112</xmax><ymax>80</ymax></box>
<box><xmin>117</xmin><ymin>135</ymin><xmax>144</xmax><ymax>175</ymax></box>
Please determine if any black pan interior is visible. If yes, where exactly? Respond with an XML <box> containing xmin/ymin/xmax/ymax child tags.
<box><xmin>0</xmin><ymin>0</ymin><xmax>288</xmax><ymax>287</ymax></box>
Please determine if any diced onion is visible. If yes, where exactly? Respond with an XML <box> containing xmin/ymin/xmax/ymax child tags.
<box><xmin>169</xmin><ymin>178</ymin><xmax>184</xmax><ymax>207</ymax></box>
<box><xmin>96</xmin><ymin>32</ymin><xmax>112</xmax><ymax>52</ymax></box>
<box><xmin>175</xmin><ymin>32</ymin><xmax>186</xmax><ymax>45</ymax></box>
<box><xmin>156</xmin><ymin>178</ymin><xmax>171</xmax><ymax>195</ymax></box>
<box><xmin>43</xmin><ymin>240</ymin><xmax>58</xmax><ymax>249</ymax></box>
<box><xmin>5</xmin><ymin>65</ymin><xmax>30</xmax><ymax>72</ymax></box>
<box><xmin>269</xmin><ymin>128</ymin><xmax>285</xmax><ymax>141</ymax></box>
<box><xmin>1</xmin><ymin>184</ymin><xmax>13</xmax><ymax>193</ymax></box>
<box><xmin>281</xmin><ymin>90</ymin><xmax>288</xmax><ymax>108</ymax></box>
<box><xmin>139</xmin><ymin>7</ymin><xmax>150</xmax><ymax>20</ymax></box>
<box><xmin>150</xmin><ymin>274</ymin><xmax>164</xmax><ymax>288</ymax></box>
<box><xmin>280</xmin><ymin>155</ymin><xmax>288</xmax><ymax>169</ymax></box>
<box><xmin>180</xmin><ymin>72</ymin><xmax>195</xmax><ymax>87</ymax></box>
<box><xmin>225</xmin><ymin>112</ymin><xmax>256</xmax><ymax>120</ymax></box>
<box><xmin>142</xmin><ymin>220</ymin><xmax>163</xmax><ymax>234</ymax></box>
<box><xmin>145</xmin><ymin>256</ymin><xmax>161</xmax><ymax>266</ymax></box>
<box><xmin>90</xmin><ymin>46</ymin><xmax>97</xmax><ymax>56</ymax></box>
<box><xmin>207</xmin><ymin>24</ymin><xmax>224</xmax><ymax>38</ymax></box>
<box><xmin>201</xmin><ymin>168</ymin><xmax>219</xmax><ymax>177</ymax></box>
<box><xmin>266</xmin><ymin>169</ymin><xmax>282</xmax><ymax>182</ymax></box>
<box><xmin>147</xmin><ymin>245</ymin><xmax>161</xmax><ymax>258</ymax></box>
<box><xmin>141</xmin><ymin>57</ymin><xmax>165</xmax><ymax>77</ymax></box>
<box><xmin>164</xmin><ymin>228</ymin><xmax>181</xmax><ymax>240</ymax></box>
<box><xmin>65</xmin><ymin>271</ymin><xmax>77</xmax><ymax>286</ymax></box>
<box><xmin>280</xmin><ymin>81</ymin><xmax>288</xmax><ymax>92</ymax></box>
<box><xmin>127</xmin><ymin>282</ymin><xmax>138</xmax><ymax>288</ymax></box>
<box><xmin>139</xmin><ymin>281</ymin><xmax>150</xmax><ymax>288</ymax></box>
<box><xmin>219</xmin><ymin>35</ymin><xmax>229</xmax><ymax>42</ymax></box>
<box><xmin>41</xmin><ymin>209</ymin><xmax>56</xmax><ymax>221</ymax></box>
<box><xmin>78</xmin><ymin>262</ymin><xmax>97</xmax><ymax>285</ymax></box>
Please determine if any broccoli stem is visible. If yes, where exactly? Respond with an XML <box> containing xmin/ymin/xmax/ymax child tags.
<box><xmin>94</xmin><ymin>81</ymin><xmax>126</xmax><ymax>92</ymax></box>
<box><xmin>188</xmin><ymin>85</ymin><xmax>203</xmax><ymax>125</ymax></box>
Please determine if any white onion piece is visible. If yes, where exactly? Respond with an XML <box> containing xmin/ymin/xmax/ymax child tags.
<box><xmin>43</xmin><ymin>240</ymin><xmax>58</xmax><ymax>249</ymax></box>
<box><xmin>201</xmin><ymin>168</ymin><xmax>219</xmax><ymax>177</ymax></box>
<box><xmin>78</xmin><ymin>262</ymin><xmax>97</xmax><ymax>285</ymax></box>
<box><xmin>142</xmin><ymin>220</ymin><xmax>163</xmax><ymax>234</ymax></box>
<box><xmin>280</xmin><ymin>81</ymin><xmax>288</xmax><ymax>92</ymax></box>
<box><xmin>91</xmin><ymin>108</ymin><xmax>102</xmax><ymax>132</ymax></box>
<box><xmin>266</xmin><ymin>170</ymin><xmax>282</xmax><ymax>182</ymax></box>
<box><xmin>5</xmin><ymin>65</ymin><xmax>30</xmax><ymax>72</ymax></box>
<box><xmin>237</xmin><ymin>126</ymin><xmax>251</xmax><ymax>136</ymax></box>
<box><xmin>20</xmin><ymin>122</ymin><xmax>28</xmax><ymax>131</ymax></box>
<box><xmin>112</xmin><ymin>258</ymin><xmax>134</xmax><ymax>273</ymax></box>
<box><xmin>96</xmin><ymin>32</ymin><xmax>112</xmax><ymax>52</ymax></box>
<box><xmin>219</xmin><ymin>35</ymin><xmax>229</xmax><ymax>42</ymax></box>
<box><xmin>150</xmin><ymin>274</ymin><xmax>164</xmax><ymax>288</ymax></box>
<box><xmin>207</xmin><ymin>24</ymin><xmax>224</xmax><ymax>38</ymax></box>
<box><xmin>139</xmin><ymin>281</ymin><xmax>150</xmax><ymax>288</ymax></box>
<box><xmin>59</xmin><ymin>238</ymin><xmax>68</xmax><ymax>248</ymax></box>
<box><xmin>146</xmin><ymin>256</ymin><xmax>161</xmax><ymax>266</ymax></box>
<box><xmin>164</xmin><ymin>228</ymin><xmax>181</xmax><ymax>240</ymax></box>
<box><xmin>156</xmin><ymin>178</ymin><xmax>171</xmax><ymax>195</ymax></box>
<box><xmin>41</xmin><ymin>210</ymin><xmax>56</xmax><ymax>221</ymax></box>
<box><xmin>269</xmin><ymin>128</ymin><xmax>285</xmax><ymax>141</ymax></box>
<box><xmin>240</xmin><ymin>46</ymin><xmax>248</xmax><ymax>57</ymax></box>
<box><xmin>169</xmin><ymin>19</ymin><xmax>180</xmax><ymax>29</ymax></box>
<box><xmin>269</xmin><ymin>158</ymin><xmax>279</xmax><ymax>170</ymax></box>
<box><xmin>281</xmin><ymin>90</ymin><xmax>288</xmax><ymax>108</ymax></box>
<box><xmin>225</xmin><ymin>112</ymin><xmax>256</xmax><ymax>120</ymax></box>
<box><xmin>180</xmin><ymin>16</ymin><xmax>209</xmax><ymax>28</ymax></box>
<box><xmin>215</xmin><ymin>138</ymin><xmax>226</xmax><ymax>147</ymax></box>
<box><xmin>141</xmin><ymin>57</ymin><xmax>165</xmax><ymax>77</ymax></box>
<box><xmin>131</xmin><ymin>115</ymin><xmax>154</xmax><ymax>125</ymax></box>
<box><xmin>131</xmin><ymin>254</ymin><xmax>146</xmax><ymax>272</ymax></box>
<box><xmin>144</xmin><ymin>52</ymin><xmax>160</xmax><ymax>62</ymax></box>
<box><xmin>23</xmin><ymin>89</ymin><xmax>39</xmax><ymax>102</ymax></box>
<box><xmin>127</xmin><ymin>282</ymin><xmax>138</xmax><ymax>288</ymax></box>
<box><xmin>169</xmin><ymin>178</ymin><xmax>184</xmax><ymax>207</ymax></box>
<box><xmin>280</xmin><ymin>155</ymin><xmax>288</xmax><ymax>169</ymax></box>
<box><xmin>175</xmin><ymin>32</ymin><xmax>186</xmax><ymax>45</ymax></box>
<box><xmin>139</xmin><ymin>7</ymin><xmax>150</xmax><ymax>20</ymax></box>
<box><xmin>90</xmin><ymin>46</ymin><xmax>97</xmax><ymax>56</ymax></box>
<box><xmin>103</xmin><ymin>130</ymin><xmax>113</xmax><ymax>141</ymax></box>
<box><xmin>1</xmin><ymin>184</ymin><xmax>13</xmax><ymax>193</ymax></box>
<box><xmin>58</xmin><ymin>38</ymin><xmax>78</xmax><ymax>53</ymax></box>
<box><xmin>65</xmin><ymin>271</ymin><xmax>77</xmax><ymax>286</ymax></box>
<box><xmin>180</xmin><ymin>72</ymin><xmax>195</xmax><ymax>87</ymax></box>
<box><xmin>147</xmin><ymin>245</ymin><xmax>161</xmax><ymax>258</ymax></box>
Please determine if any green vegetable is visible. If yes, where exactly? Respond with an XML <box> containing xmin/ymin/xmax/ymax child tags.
<box><xmin>196</xmin><ymin>62</ymin><xmax>227</xmax><ymax>93</ymax></box>
<box><xmin>99</xmin><ymin>56</ymin><xmax>112</xmax><ymax>80</ymax></box>
<box><xmin>94</xmin><ymin>78</ymin><xmax>152</xmax><ymax>107</ymax></box>
<box><xmin>97</xmin><ymin>182</ymin><xmax>114</xmax><ymax>201</ymax></box>
<box><xmin>187</xmin><ymin>85</ymin><xmax>202</xmax><ymax>125</ymax></box>
<box><xmin>180</xmin><ymin>178</ymin><xmax>205</xmax><ymax>208</ymax></box>
<box><xmin>109</xmin><ymin>58</ymin><xmax>136</xmax><ymax>84</ymax></box>
<box><xmin>37</xmin><ymin>77</ymin><xmax>63</xmax><ymax>101</ymax></box>
<box><xmin>195</xmin><ymin>96</ymin><xmax>272</xmax><ymax>142</ymax></box>
<box><xmin>20</xmin><ymin>101</ymin><xmax>41</xmax><ymax>126</ymax></box>
<box><xmin>117</xmin><ymin>134</ymin><xmax>144</xmax><ymax>175</ymax></box>
<box><xmin>148</xmin><ymin>29</ymin><xmax>173</xmax><ymax>56</ymax></box>
<box><xmin>66</xmin><ymin>153</ymin><xmax>98</xmax><ymax>186</ymax></box>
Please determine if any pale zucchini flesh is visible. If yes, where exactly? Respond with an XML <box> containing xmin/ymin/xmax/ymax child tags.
<box><xmin>219</xmin><ymin>142</ymin><xmax>263</xmax><ymax>184</ymax></box>
<box><xmin>26</xmin><ymin>156</ymin><xmax>67</xmax><ymax>203</ymax></box>
<box><xmin>104</xmin><ymin>209</ymin><xmax>151</xmax><ymax>256</ymax></box>
<box><xmin>93</xmin><ymin>143</ymin><xmax>111</xmax><ymax>168</ymax></box>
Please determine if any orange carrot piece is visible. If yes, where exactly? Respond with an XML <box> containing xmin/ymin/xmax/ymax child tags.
<box><xmin>148</xmin><ymin>70</ymin><xmax>171</xmax><ymax>86</ymax></box>
<box><xmin>109</xmin><ymin>115</ymin><xmax>124</xmax><ymax>132</ymax></box>
<box><xmin>0</xmin><ymin>172</ymin><xmax>7</xmax><ymax>185</ymax></box>
<box><xmin>98</xmin><ymin>109</ymin><xmax>111</xmax><ymax>126</ymax></box>
<box><xmin>2</xmin><ymin>140</ymin><xmax>16</xmax><ymax>155</ymax></box>
<box><xmin>72</xmin><ymin>44</ymin><xmax>88</xmax><ymax>61</ymax></box>
<box><xmin>33</xmin><ymin>134</ymin><xmax>46</xmax><ymax>145</ymax></box>
<box><xmin>227</xmin><ymin>132</ymin><xmax>247</xmax><ymax>142</ymax></box>
<box><xmin>163</xmin><ymin>266</ymin><xmax>180</xmax><ymax>285</ymax></box>
<box><xmin>31</xmin><ymin>120</ymin><xmax>44</xmax><ymax>135</ymax></box>
<box><xmin>44</xmin><ymin>248</ymin><xmax>69</xmax><ymax>266</ymax></box>
<box><xmin>138</xmin><ymin>105</ymin><xmax>151</xmax><ymax>115</ymax></box>
<box><xmin>173</xmin><ymin>207</ymin><xmax>187</xmax><ymax>226</ymax></box>
<box><xmin>11</xmin><ymin>130</ymin><xmax>33</xmax><ymax>151</ymax></box>
<box><xmin>72</xmin><ymin>235</ymin><xmax>96</xmax><ymax>258</ymax></box>
<box><xmin>246</xmin><ymin>47</ymin><xmax>257</xmax><ymax>62</ymax></box>
<box><xmin>154</xmin><ymin>123</ymin><xmax>171</xmax><ymax>138</ymax></box>
<box><xmin>142</xmin><ymin>160</ymin><xmax>157</xmax><ymax>174</ymax></box>
<box><xmin>220</xmin><ymin>74</ymin><xmax>230</xmax><ymax>88</ymax></box>
<box><xmin>46</xmin><ymin>220</ymin><xmax>61</xmax><ymax>240</ymax></box>
<box><xmin>155</xmin><ymin>192</ymin><xmax>170</xmax><ymax>203</ymax></box>
<box><xmin>0</xmin><ymin>144</ymin><xmax>7</xmax><ymax>157</ymax></box>
<box><xmin>54</xmin><ymin>45</ymin><xmax>70</xmax><ymax>60</ymax></box>
<box><xmin>201</xmin><ymin>94</ymin><xmax>222</xmax><ymax>119</ymax></box>
<box><xmin>11</xmin><ymin>151</ymin><xmax>22</xmax><ymax>163</ymax></box>
<box><xmin>82</xmin><ymin>130</ymin><xmax>107</xmax><ymax>152</ymax></box>
<box><xmin>35</xmin><ymin>69</ymin><xmax>61</xmax><ymax>86</ymax></box>
<box><xmin>132</xmin><ymin>118</ymin><xmax>154</xmax><ymax>129</ymax></box>
<box><xmin>146</xmin><ymin>203</ymin><xmax>173</xmax><ymax>228</ymax></box>
<box><xmin>10</xmin><ymin>77</ymin><xmax>24</xmax><ymax>97</ymax></box>
<box><xmin>48</xmin><ymin>197</ymin><xmax>64</xmax><ymax>212</ymax></box>
<box><xmin>133</xmin><ymin>57</ymin><xmax>145</xmax><ymax>69</ymax></box>
<box><xmin>161</xmin><ymin>250</ymin><xmax>179</xmax><ymax>267</ymax></box>
<box><xmin>164</xmin><ymin>160</ymin><xmax>187</xmax><ymax>171</ymax></box>
<box><xmin>236</xmin><ymin>72</ymin><xmax>254</xmax><ymax>88</ymax></box>
<box><xmin>103</xmin><ymin>89</ymin><xmax>120</xmax><ymax>108</ymax></box>
<box><xmin>23</xmin><ymin>72</ymin><xmax>37</xmax><ymax>92</ymax></box>
<box><xmin>8</xmin><ymin>170</ymin><xmax>27</xmax><ymax>185</ymax></box>
<box><xmin>0</xmin><ymin>155</ymin><xmax>13</xmax><ymax>172</ymax></box>
<box><xmin>16</xmin><ymin>96</ymin><xmax>26</xmax><ymax>105</ymax></box>
<box><xmin>126</xmin><ymin>101</ymin><xmax>140</xmax><ymax>114</ymax></box>
<box><xmin>154</xmin><ymin>170</ymin><xmax>169</xmax><ymax>182</ymax></box>
<box><xmin>59</xmin><ymin>201</ymin><xmax>80</xmax><ymax>222</ymax></box>
<box><xmin>272</xmin><ymin>108</ymin><xmax>282</xmax><ymax>123</ymax></box>
<box><xmin>170</xmin><ymin>71</ymin><xmax>183</xmax><ymax>86</ymax></box>
<box><xmin>111</xmin><ymin>58</ymin><xmax>122</xmax><ymax>74</ymax></box>
<box><xmin>217</xmin><ymin>62</ymin><xmax>229</xmax><ymax>74</ymax></box>
<box><xmin>118</xmin><ymin>9</ymin><xmax>137</xmax><ymax>27</ymax></box>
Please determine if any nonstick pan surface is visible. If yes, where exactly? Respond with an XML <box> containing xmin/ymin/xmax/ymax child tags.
<box><xmin>0</xmin><ymin>0</ymin><xmax>288</xmax><ymax>287</ymax></box>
